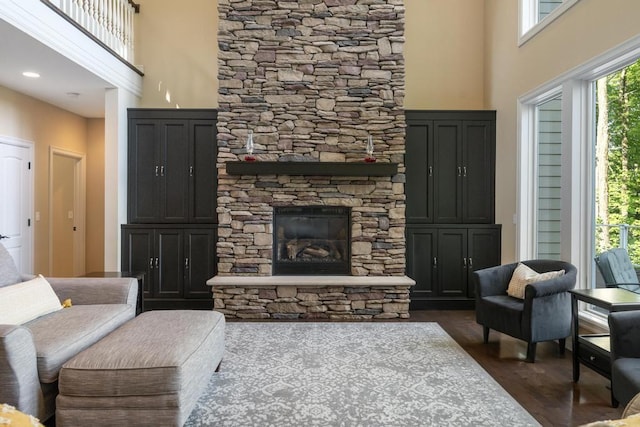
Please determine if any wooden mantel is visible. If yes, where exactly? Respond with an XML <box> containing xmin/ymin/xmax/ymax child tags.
<box><xmin>225</xmin><ymin>161</ymin><xmax>398</xmax><ymax>176</ymax></box>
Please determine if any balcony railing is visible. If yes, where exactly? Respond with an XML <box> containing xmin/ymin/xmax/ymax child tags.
<box><xmin>42</xmin><ymin>0</ymin><xmax>139</xmax><ymax>64</ymax></box>
<box><xmin>595</xmin><ymin>223</ymin><xmax>640</xmax><ymax>266</ymax></box>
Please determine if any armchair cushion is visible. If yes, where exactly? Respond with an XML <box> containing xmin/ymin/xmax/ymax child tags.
<box><xmin>0</xmin><ymin>243</ymin><xmax>21</xmax><ymax>287</ymax></box>
<box><xmin>0</xmin><ymin>276</ymin><xmax>62</xmax><ymax>325</ymax></box>
<box><xmin>507</xmin><ymin>262</ymin><xmax>565</xmax><ymax>299</ymax></box>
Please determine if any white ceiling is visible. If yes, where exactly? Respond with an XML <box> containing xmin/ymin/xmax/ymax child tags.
<box><xmin>0</xmin><ymin>19</ymin><xmax>112</xmax><ymax>118</ymax></box>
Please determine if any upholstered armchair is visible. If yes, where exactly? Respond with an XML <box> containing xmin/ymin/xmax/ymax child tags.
<box><xmin>473</xmin><ymin>260</ymin><xmax>577</xmax><ymax>362</ymax></box>
<box><xmin>595</xmin><ymin>248</ymin><xmax>640</xmax><ymax>293</ymax></box>
<box><xmin>609</xmin><ymin>310</ymin><xmax>640</xmax><ymax>407</ymax></box>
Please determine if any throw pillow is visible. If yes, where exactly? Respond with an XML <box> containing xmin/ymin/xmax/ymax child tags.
<box><xmin>0</xmin><ymin>275</ymin><xmax>62</xmax><ymax>325</ymax></box>
<box><xmin>0</xmin><ymin>242</ymin><xmax>22</xmax><ymax>288</ymax></box>
<box><xmin>507</xmin><ymin>263</ymin><xmax>565</xmax><ymax>299</ymax></box>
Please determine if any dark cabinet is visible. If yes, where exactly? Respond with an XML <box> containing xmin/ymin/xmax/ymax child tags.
<box><xmin>406</xmin><ymin>111</ymin><xmax>495</xmax><ymax>224</ymax></box>
<box><xmin>405</xmin><ymin>110</ymin><xmax>499</xmax><ymax>309</ymax></box>
<box><xmin>407</xmin><ymin>225</ymin><xmax>501</xmax><ymax>309</ymax></box>
<box><xmin>128</xmin><ymin>109</ymin><xmax>217</xmax><ymax>224</ymax></box>
<box><xmin>121</xmin><ymin>225</ymin><xmax>216</xmax><ymax>310</ymax></box>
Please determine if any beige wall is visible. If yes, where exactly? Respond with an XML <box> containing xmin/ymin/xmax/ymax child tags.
<box><xmin>0</xmin><ymin>85</ymin><xmax>104</xmax><ymax>274</ymax></box>
<box><xmin>485</xmin><ymin>0</ymin><xmax>640</xmax><ymax>262</ymax></box>
<box><xmin>135</xmin><ymin>0</ymin><xmax>218</xmax><ymax>108</ymax></box>
<box><xmin>86</xmin><ymin>119</ymin><xmax>105</xmax><ymax>272</ymax></box>
<box><xmin>404</xmin><ymin>0</ymin><xmax>485</xmax><ymax>109</ymax></box>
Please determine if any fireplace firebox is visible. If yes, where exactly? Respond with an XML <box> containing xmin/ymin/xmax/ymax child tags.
<box><xmin>273</xmin><ymin>206</ymin><xmax>351</xmax><ymax>275</ymax></box>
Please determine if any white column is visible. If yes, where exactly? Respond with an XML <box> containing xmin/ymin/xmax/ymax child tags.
<box><xmin>104</xmin><ymin>88</ymin><xmax>138</xmax><ymax>270</ymax></box>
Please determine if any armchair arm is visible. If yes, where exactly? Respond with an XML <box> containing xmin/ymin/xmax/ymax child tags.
<box><xmin>473</xmin><ymin>262</ymin><xmax>518</xmax><ymax>297</ymax></box>
<box><xmin>609</xmin><ymin>310</ymin><xmax>640</xmax><ymax>360</ymax></box>
<box><xmin>524</xmin><ymin>268</ymin><xmax>577</xmax><ymax>299</ymax></box>
<box><xmin>47</xmin><ymin>277</ymin><xmax>138</xmax><ymax>306</ymax></box>
<box><xmin>0</xmin><ymin>325</ymin><xmax>42</xmax><ymax>418</ymax></box>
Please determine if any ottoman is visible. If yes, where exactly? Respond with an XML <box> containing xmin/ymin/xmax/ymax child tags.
<box><xmin>55</xmin><ymin>310</ymin><xmax>225</xmax><ymax>427</ymax></box>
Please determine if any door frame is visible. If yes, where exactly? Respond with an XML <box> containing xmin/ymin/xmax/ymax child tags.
<box><xmin>0</xmin><ymin>135</ymin><xmax>34</xmax><ymax>273</ymax></box>
<box><xmin>49</xmin><ymin>147</ymin><xmax>86</xmax><ymax>276</ymax></box>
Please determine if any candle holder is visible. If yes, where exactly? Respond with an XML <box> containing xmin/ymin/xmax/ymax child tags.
<box><xmin>365</xmin><ymin>135</ymin><xmax>376</xmax><ymax>163</ymax></box>
<box><xmin>244</xmin><ymin>130</ymin><xmax>256</xmax><ymax>162</ymax></box>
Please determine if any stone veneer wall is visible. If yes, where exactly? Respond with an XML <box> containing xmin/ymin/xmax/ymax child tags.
<box><xmin>216</xmin><ymin>0</ymin><xmax>406</xmax><ymax>277</ymax></box>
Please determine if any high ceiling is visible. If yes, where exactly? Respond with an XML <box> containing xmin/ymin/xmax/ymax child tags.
<box><xmin>0</xmin><ymin>19</ymin><xmax>111</xmax><ymax>118</ymax></box>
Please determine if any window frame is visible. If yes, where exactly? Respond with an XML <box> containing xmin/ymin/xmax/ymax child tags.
<box><xmin>519</xmin><ymin>0</ymin><xmax>581</xmax><ymax>46</ymax></box>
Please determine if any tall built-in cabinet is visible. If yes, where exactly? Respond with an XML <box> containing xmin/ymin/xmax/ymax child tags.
<box><xmin>405</xmin><ymin>110</ymin><xmax>501</xmax><ymax>309</ymax></box>
<box><xmin>122</xmin><ymin>109</ymin><xmax>217</xmax><ymax>310</ymax></box>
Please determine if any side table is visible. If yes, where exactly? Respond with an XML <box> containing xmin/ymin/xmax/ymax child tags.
<box><xmin>569</xmin><ymin>288</ymin><xmax>640</xmax><ymax>383</ymax></box>
<box><xmin>81</xmin><ymin>271</ymin><xmax>145</xmax><ymax>315</ymax></box>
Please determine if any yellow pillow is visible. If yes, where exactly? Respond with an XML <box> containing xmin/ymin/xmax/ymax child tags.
<box><xmin>0</xmin><ymin>275</ymin><xmax>62</xmax><ymax>324</ymax></box>
<box><xmin>507</xmin><ymin>263</ymin><xmax>565</xmax><ymax>299</ymax></box>
<box><xmin>0</xmin><ymin>403</ymin><xmax>44</xmax><ymax>426</ymax></box>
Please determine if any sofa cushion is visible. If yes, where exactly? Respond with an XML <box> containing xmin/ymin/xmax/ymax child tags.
<box><xmin>24</xmin><ymin>304</ymin><xmax>135</xmax><ymax>383</ymax></box>
<box><xmin>0</xmin><ymin>275</ymin><xmax>62</xmax><ymax>325</ymax></box>
<box><xmin>0</xmin><ymin>243</ymin><xmax>22</xmax><ymax>287</ymax></box>
<box><xmin>507</xmin><ymin>262</ymin><xmax>565</xmax><ymax>299</ymax></box>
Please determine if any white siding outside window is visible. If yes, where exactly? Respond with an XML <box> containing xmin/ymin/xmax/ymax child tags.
<box><xmin>536</xmin><ymin>97</ymin><xmax>563</xmax><ymax>260</ymax></box>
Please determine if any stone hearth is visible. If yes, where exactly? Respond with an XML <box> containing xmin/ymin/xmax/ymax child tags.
<box><xmin>208</xmin><ymin>276</ymin><xmax>414</xmax><ymax>319</ymax></box>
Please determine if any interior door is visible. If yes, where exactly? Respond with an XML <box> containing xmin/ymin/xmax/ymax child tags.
<box><xmin>0</xmin><ymin>139</ymin><xmax>33</xmax><ymax>273</ymax></box>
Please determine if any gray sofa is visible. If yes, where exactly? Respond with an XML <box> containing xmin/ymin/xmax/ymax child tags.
<box><xmin>0</xmin><ymin>245</ymin><xmax>137</xmax><ymax>422</ymax></box>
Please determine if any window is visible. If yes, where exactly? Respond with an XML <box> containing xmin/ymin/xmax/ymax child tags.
<box><xmin>519</xmin><ymin>0</ymin><xmax>581</xmax><ymax>45</ymax></box>
<box><xmin>518</xmin><ymin>35</ymin><xmax>640</xmax><ymax>324</ymax></box>
<box><xmin>593</xmin><ymin>59</ymin><xmax>640</xmax><ymax>285</ymax></box>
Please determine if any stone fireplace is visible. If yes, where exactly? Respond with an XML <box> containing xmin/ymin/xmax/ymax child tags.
<box><xmin>209</xmin><ymin>0</ymin><xmax>412</xmax><ymax>319</ymax></box>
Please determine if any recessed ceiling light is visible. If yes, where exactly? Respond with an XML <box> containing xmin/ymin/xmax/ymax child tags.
<box><xmin>22</xmin><ymin>71</ymin><xmax>40</xmax><ymax>78</ymax></box>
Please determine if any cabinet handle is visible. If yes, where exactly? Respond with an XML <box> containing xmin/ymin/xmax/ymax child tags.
<box><xmin>155</xmin><ymin>166</ymin><xmax>159</xmax><ymax>177</ymax></box>
<box><xmin>468</xmin><ymin>257</ymin><xmax>473</xmax><ymax>268</ymax></box>
<box><xmin>160</xmin><ymin>166</ymin><xmax>165</xmax><ymax>177</ymax></box>
<box><xmin>433</xmin><ymin>257</ymin><xmax>437</xmax><ymax>267</ymax></box>
<box><xmin>463</xmin><ymin>258</ymin><xmax>467</xmax><ymax>268</ymax></box>
<box><xmin>189</xmin><ymin>166</ymin><xmax>194</xmax><ymax>177</ymax></box>
<box><xmin>149</xmin><ymin>257</ymin><xmax>154</xmax><ymax>269</ymax></box>
<box><xmin>155</xmin><ymin>257</ymin><xmax>159</xmax><ymax>268</ymax></box>
<box><xmin>463</xmin><ymin>166</ymin><xmax>467</xmax><ymax>177</ymax></box>
<box><xmin>428</xmin><ymin>166</ymin><xmax>433</xmax><ymax>177</ymax></box>
<box><xmin>457</xmin><ymin>166</ymin><xmax>462</xmax><ymax>176</ymax></box>
<box><xmin>185</xmin><ymin>257</ymin><xmax>190</xmax><ymax>269</ymax></box>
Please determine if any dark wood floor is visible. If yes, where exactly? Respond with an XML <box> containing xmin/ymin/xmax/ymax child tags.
<box><xmin>410</xmin><ymin>310</ymin><xmax>623</xmax><ymax>427</ymax></box>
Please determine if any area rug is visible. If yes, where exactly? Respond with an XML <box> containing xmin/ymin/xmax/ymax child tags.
<box><xmin>184</xmin><ymin>322</ymin><xmax>540</xmax><ymax>426</ymax></box>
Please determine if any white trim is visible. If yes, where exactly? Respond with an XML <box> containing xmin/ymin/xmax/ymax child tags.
<box><xmin>519</xmin><ymin>0</ymin><xmax>581</xmax><ymax>46</ymax></box>
<box><xmin>0</xmin><ymin>135</ymin><xmax>34</xmax><ymax>274</ymax></box>
<box><xmin>48</xmin><ymin>147</ymin><xmax>86</xmax><ymax>276</ymax></box>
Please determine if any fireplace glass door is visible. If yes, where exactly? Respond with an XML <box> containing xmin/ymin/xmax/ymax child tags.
<box><xmin>273</xmin><ymin>206</ymin><xmax>351</xmax><ymax>275</ymax></box>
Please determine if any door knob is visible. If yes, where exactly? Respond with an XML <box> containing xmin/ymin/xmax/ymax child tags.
<box><xmin>0</xmin><ymin>234</ymin><xmax>8</xmax><ymax>240</ymax></box>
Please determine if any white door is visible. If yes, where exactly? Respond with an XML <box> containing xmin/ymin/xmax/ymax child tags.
<box><xmin>0</xmin><ymin>137</ymin><xmax>34</xmax><ymax>274</ymax></box>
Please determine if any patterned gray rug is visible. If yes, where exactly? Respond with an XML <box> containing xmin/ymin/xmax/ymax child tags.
<box><xmin>185</xmin><ymin>322</ymin><xmax>540</xmax><ymax>426</ymax></box>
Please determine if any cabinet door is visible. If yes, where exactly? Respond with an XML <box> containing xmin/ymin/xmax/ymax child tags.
<box><xmin>462</xmin><ymin>120</ymin><xmax>495</xmax><ymax>223</ymax></box>
<box><xmin>128</xmin><ymin>120</ymin><xmax>161</xmax><ymax>223</ymax></box>
<box><xmin>160</xmin><ymin>121</ymin><xmax>190</xmax><ymax>222</ymax></box>
<box><xmin>467</xmin><ymin>227</ymin><xmax>501</xmax><ymax>298</ymax></box>
<box><xmin>433</xmin><ymin>121</ymin><xmax>462</xmax><ymax>223</ymax></box>
<box><xmin>184</xmin><ymin>228</ymin><xmax>216</xmax><ymax>299</ymax></box>
<box><xmin>406</xmin><ymin>227</ymin><xmax>437</xmax><ymax>299</ymax></box>
<box><xmin>405</xmin><ymin>121</ymin><xmax>434</xmax><ymax>223</ymax></box>
<box><xmin>121</xmin><ymin>228</ymin><xmax>154</xmax><ymax>300</ymax></box>
<box><xmin>190</xmin><ymin>120</ymin><xmax>217</xmax><ymax>222</ymax></box>
<box><xmin>155</xmin><ymin>229</ymin><xmax>184</xmax><ymax>298</ymax></box>
<box><xmin>437</xmin><ymin>229</ymin><xmax>467</xmax><ymax>297</ymax></box>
